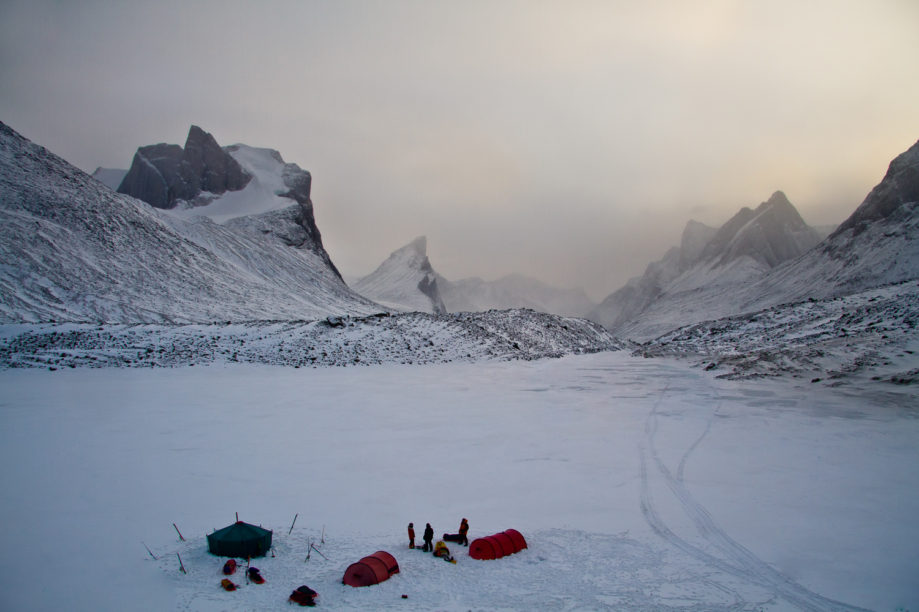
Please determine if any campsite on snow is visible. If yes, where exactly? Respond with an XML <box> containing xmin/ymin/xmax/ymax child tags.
<box><xmin>2</xmin><ymin>4</ymin><xmax>919</xmax><ymax>608</ymax></box>
<box><xmin>1</xmin><ymin>117</ymin><xmax>917</xmax><ymax>611</ymax></box>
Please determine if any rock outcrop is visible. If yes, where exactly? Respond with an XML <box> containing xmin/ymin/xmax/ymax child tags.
<box><xmin>117</xmin><ymin>125</ymin><xmax>250</xmax><ymax>208</ymax></box>
<box><xmin>0</xmin><ymin>120</ymin><xmax>380</xmax><ymax>323</ymax></box>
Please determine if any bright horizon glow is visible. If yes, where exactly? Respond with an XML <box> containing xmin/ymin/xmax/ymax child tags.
<box><xmin>2</xmin><ymin>0</ymin><xmax>917</xmax><ymax>300</ymax></box>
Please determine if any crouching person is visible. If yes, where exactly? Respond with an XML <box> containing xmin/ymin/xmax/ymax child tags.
<box><xmin>433</xmin><ymin>540</ymin><xmax>455</xmax><ymax>563</ymax></box>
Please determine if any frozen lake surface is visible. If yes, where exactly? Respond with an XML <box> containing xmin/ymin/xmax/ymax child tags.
<box><xmin>1</xmin><ymin>352</ymin><xmax>916</xmax><ymax>611</ymax></box>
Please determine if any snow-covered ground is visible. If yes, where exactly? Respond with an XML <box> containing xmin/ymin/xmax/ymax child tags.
<box><xmin>1</xmin><ymin>352</ymin><xmax>916</xmax><ymax>611</ymax></box>
<box><xmin>0</xmin><ymin>309</ymin><xmax>622</xmax><ymax>369</ymax></box>
<box><xmin>640</xmin><ymin>280</ymin><xmax>919</xmax><ymax>384</ymax></box>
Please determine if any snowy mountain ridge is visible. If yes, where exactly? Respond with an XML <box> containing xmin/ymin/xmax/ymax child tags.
<box><xmin>592</xmin><ymin>146</ymin><xmax>919</xmax><ymax>341</ymax></box>
<box><xmin>352</xmin><ymin>236</ymin><xmax>447</xmax><ymax>314</ymax></box>
<box><xmin>0</xmin><ymin>121</ymin><xmax>381</xmax><ymax>323</ymax></box>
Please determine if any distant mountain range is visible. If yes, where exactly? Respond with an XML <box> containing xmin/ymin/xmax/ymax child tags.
<box><xmin>589</xmin><ymin>140</ymin><xmax>919</xmax><ymax>340</ymax></box>
<box><xmin>350</xmin><ymin>236</ymin><xmax>596</xmax><ymax>316</ymax></box>
<box><xmin>588</xmin><ymin>191</ymin><xmax>823</xmax><ymax>338</ymax></box>
<box><xmin>4</xmin><ymin>119</ymin><xmax>917</xmax><ymax>348</ymax></box>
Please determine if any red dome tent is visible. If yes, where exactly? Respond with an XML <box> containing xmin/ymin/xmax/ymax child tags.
<box><xmin>504</xmin><ymin>529</ymin><xmax>527</xmax><ymax>552</ymax></box>
<box><xmin>469</xmin><ymin>529</ymin><xmax>527</xmax><ymax>560</ymax></box>
<box><xmin>342</xmin><ymin>551</ymin><xmax>400</xmax><ymax>587</ymax></box>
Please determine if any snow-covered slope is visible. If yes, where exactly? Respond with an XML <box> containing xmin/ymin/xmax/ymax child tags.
<box><xmin>588</xmin><ymin>221</ymin><xmax>718</xmax><ymax>331</ymax></box>
<box><xmin>628</xmin><ymin>139</ymin><xmax>919</xmax><ymax>341</ymax></box>
<box><xmin>438</xmin><ymin>273</ymin><xmax>596</xmax><ymax>317</ymax></box>
<box><xmin>591</xmin><ymin>192</ymin><xmax>831</xmax><ymax>339</ymax></box>
<box><xmin>0</xmin><ymin>121</ymin><xmax>380</xmax><ymax>323</ymax></box>
<box><xmin>352</xmin><ymin>237</ymin><xmax>447</xmax><ymax>314</ymax></box>
<box><xmin>0</xmin><ymin>308</ymin><xmax>624</xmax><ymax>369</ymax></box>
<box><xmin>764</xmin><ymin>138</ymin><xmax>919</xmax><ymax>300</ymax></box>
<box><xmin>638</xmin><ymin>279</ymin><xmax>919</xmax><ymax>383</ymax></box>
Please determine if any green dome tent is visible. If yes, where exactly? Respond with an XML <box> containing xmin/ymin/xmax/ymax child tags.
<box><xmin>207</xmin><ymin>521</ymin><xmax>273</xmax><ymax>558</ymax></box>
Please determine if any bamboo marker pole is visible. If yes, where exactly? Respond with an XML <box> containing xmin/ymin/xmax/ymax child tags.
<box><xmin>177</xmin><ymin>553</ymin><xmax>187</xmax><ymax>574</ymax></box>
<box><xmin>142</xmin><ymin>542</ymin><xmax>158</xmax><ymax>560</ymax></box>
<box><xmin>173</xmin><ymin>523</ymin><xmax>185</xmax><ymax>541</ymax></box>
<box><xmin>288</xmin><ymin>513</ymin><xmax>298</xmax><ymax>535</ymax></box>
<box><xmin>310</xmin><ymin>543</ymin><xmax>328</xmax><ymax>560</ymax></box>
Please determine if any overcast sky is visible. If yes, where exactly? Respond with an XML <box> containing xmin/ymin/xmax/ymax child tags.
<box><xmin>2</xmin><ymin>1</ymin><xmax>918</xmax><ymax>300</ymax></box>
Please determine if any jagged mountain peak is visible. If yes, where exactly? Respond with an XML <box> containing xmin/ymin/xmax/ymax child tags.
<box><xmin>0</xmin><ymin>120</ymin><xmax>378</xmax><ymax>323</ymax></box>
<box><xmin>756</xmin><ymin>191</ymin><xmax>809</xmax><ymax>228</ymax></box>
<box><xmin>408</xmin><ymin>235</ymin><xmax>427</xmax><ymax>253</ymax></box>
<box><xmin>701</xmin><ymin>190</ymin><xmax>818</xmax><ymax>268</ymax></box>
<box><xmin>117</xmin><ymin>125</ymin><xmax>250</xmax><ymax>209</ymax></box>
<box><xmin>592</xmin><ymin>136</ymin><xmax>919</xmax><ymax>341</ymax></box>
<box><xmin>831</xmin><ymin>138</ymin><xmax>919</xmax><ymax>237</ymax></box>
<box><xmin>590</xmin><ymin>190</ymin><xmax>822</xmax><ymax>337</ymax></box>
<box><xmin>765</xmin><ymin>189</ymin><xmax>790</xmax><ymax>206</ymax></box>
<box><xmin>353</xmin><ymin>236</ymin><xmax>447</xmax><ymax>314</ymax></box>
<box><xmin>383</xmin><ymin>235</ymin><xmax>430</xmax><ymax>265</ymax></box>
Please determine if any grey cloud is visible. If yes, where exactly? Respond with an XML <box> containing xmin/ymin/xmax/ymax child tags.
<box><xmin>2</xmin><ymin>0</ymin><xmax>918</xmax><ymax>300</ymax></box>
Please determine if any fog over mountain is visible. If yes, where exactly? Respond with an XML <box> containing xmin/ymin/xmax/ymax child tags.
<box><xmin>438</xmin><ymin>274</ymin><xmax>596</xmax><ymax>318</ymax></box>
<box><xmin>589</xmin><ymin>191</ymin><xmax>822</xmax><ymax>336</ymax></box>
<box><xmin>2</xmin><ymin>2</ymin><xmax>918</xmax><ymax>299</ymax></box>
<box><xmin>592</xmin><ymin>140</ymin><xmax>919</xmax><ymax>340</ymax></box>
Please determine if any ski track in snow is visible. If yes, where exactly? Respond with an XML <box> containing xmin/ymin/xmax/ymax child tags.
<box><xmin>2</xmin><ymin>353</ymin><xmax>916</xmax><ymax>611</ymax></box>
<box><xmin>639</xmin><ymin>385</ymin><xmax>870</xmax><ymax>612</ymax></box>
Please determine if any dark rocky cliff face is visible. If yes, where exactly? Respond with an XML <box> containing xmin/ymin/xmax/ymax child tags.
<box><xmin>117</xmin><ymin>125</ymin><xmax>250</xmax><ymax>208</ymax></box>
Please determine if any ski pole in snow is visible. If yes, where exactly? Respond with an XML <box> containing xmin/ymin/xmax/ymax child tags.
<box><xmin>306</xmin><ymin>538</ymin><xmax>312</xmax><ymax>561</ymax></box>
<box><xmin>288</xmin><ymin>513</ymin><xmax>298</xmax><ymax>535</ymax></box>
<box><xmin>177</xmin><ymin>553</ymin><xmax>187</xmax><ymax>574</ymax></box>
<box><xmin>321</xmin><ymin>525</ymin><xmax>325</xmax><ymax>544</ymax></box>
<box><xmin>173</xmin><ymin>523</ymin><xmax>186</xmax><ymax>541</ymax></box>
<box><xmin>142</xmin><ymin>542</ymin><xmax>158</xmax><ymax>560</ymax></box>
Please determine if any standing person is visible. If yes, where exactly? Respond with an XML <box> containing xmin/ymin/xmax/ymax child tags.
<box><xmin>458</xmin><ymin>518</ymin><xmax>469</xmax><ymax>546</ymax></box>
<box><xmin>422</xmin><ymin>523</ymin><xmax>434</xmax><ymax>552</ymax></box>
<box><xmin>407</xmin><ymin>522</ymin><xmax>415</xmax><ymax>549</ymax></box>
